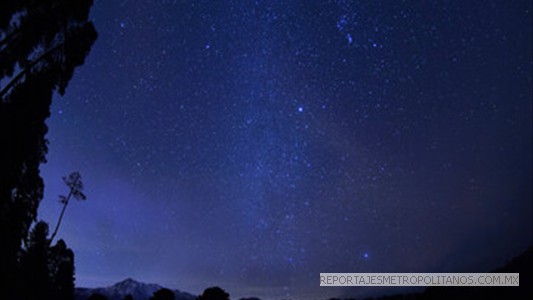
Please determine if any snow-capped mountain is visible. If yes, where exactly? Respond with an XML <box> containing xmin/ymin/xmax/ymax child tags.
<box><xmin>75</xmin><ymin>278</ymin><xmax>196</xmax><ymax>300</ymax></box>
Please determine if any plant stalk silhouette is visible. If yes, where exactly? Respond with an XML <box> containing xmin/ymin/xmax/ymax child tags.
<box><xmin>50</xmin><ymin>172</ymin><xmax>87</xmax><ymax>244</ymax></box>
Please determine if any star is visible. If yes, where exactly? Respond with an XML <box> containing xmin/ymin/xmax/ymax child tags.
<box><xmin>347</xmin><ymin>33</ymin><xmax>353</xmax><ymax>44</ymax></box>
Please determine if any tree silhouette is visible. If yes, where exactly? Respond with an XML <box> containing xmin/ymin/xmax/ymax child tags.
<box><xmin>0</xmin><ymin>0</ymin><xmax>96</xmax><ymax>297</ymax></box>
<box><xmin>49</xmin><ymin>239</ymin><xmax>75</xmax><ymax>300</ymax></box>
<box><xmin>197</xmin><ymin>287</ymin><xmax>230</xmax><ymax>300</ymax></box>
<box><xmin>150</xmin><ymin>288</ymin><xmax>176</xmax><ymax>300</ymax></box>
<box><xmin>19</xmin><ymin>221</ymin><xmax>76</xmax><ymax>300</ymax></box>
<box><xmin>123</xmin><ymin>294</ymin><xmax>135</xmax><ymax>300</ymax></box>
<box><xmin>21</xmin><ymin>221</ymin><xmax>52</xmax><ymax>300</ymax></box>
<box><xmin>50</xmin><ymin>172</ymin><xmax>87</xmax><ymax>244</ymax></box>
<box><xmin>88</xmin><ymin>293</ymin><xmax>109</xmax><ymax>300</ymax></box>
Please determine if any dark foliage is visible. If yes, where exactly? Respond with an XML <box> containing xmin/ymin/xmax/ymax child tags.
<box><xmin>123</xmin><ymin>295</ymin><xmax>135</xmax><ymax>300</ymax></box>
<box><xmin>21</xmin><ymin>221</ymin><xmax>51</xmax><ymax>300</ymax></box>
<box><xmin>18</xmin><ymin>221</ymin><xmax>76</xmax><ymax>300</ymax></box>
<box><xmin>49</xmin><ymin>239</ymin><xmax>76</xmax><ymax>300</ymax></box>
<box><xmin>0</xmin><ymin>0</ymin><xmax>96</xmax><ymax>298</ymax></box>
<box><xmin>150</xmin><ymin>288</ymin><xmax>176</xmax><ymax>300</ymax></box>
<box><xmin>88</xmin><ymin>293</ymin><xmax>109</xmax><ymax>300</ymax></box>
<box><xmin>197</xmin><ymin>287</ymin><xmax>230</xmax><ymax>300</ymax></box>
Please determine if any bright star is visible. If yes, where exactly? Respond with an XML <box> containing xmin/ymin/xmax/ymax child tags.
<box><xmin>347</xmin><ymin>33</ymin><xmax>353</xmax><ymax>44</ymax></box>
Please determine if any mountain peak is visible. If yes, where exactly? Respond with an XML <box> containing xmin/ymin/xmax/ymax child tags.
<box><xmin>76</xmin><ymin>278</ymin><xmax>195</xmax><ymax>300</ymax></box>
<box><xmin>114</xmin><ymin>278</ymin><xmax>139</xmax><ymax>286</ymax></box>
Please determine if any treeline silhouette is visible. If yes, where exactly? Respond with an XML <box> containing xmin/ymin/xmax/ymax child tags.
<box><xmin>85</xmin><ymin>286</ymin><xmax>231</xmax><ymax>300</ymax></box>
<box><xmin>79</xmin><ymin>247</ymin><xmax>531</xmax><ymax>300</ymax></box>
<box><xmin>0</xmin><ymin>1</ymin><xmax>97</xmax><ymax>300</ymax></box>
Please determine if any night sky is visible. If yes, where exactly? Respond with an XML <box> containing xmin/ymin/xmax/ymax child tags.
<box><xmin>38</xmin><ymin>1</ymin><xmax>531</xmax><ymax>299</ymax></box>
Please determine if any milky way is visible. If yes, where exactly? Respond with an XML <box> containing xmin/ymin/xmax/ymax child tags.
<box><xmin>39</xmin><ymin>1</ymin><xmax>531</xmax><ymax>299</ymax></box>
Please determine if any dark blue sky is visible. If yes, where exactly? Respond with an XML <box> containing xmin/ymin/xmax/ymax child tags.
<box><xmin>39</xmin><ymin>1</ymin><xmax>531</xmax><ymax>299</ymax></box>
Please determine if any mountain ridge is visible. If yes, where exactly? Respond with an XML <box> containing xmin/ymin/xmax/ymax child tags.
<box><xmin>75</xmin><ymin>278</ymin><xmax>195</xmax><ymax>300</ymax></box>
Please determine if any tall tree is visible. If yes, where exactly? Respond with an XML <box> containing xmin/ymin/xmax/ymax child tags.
<box><xmin>50</xmin><ymin>172</ymin><xmax>87</xmax><ymax>244</ymax></box>
<box><xmin>49</xmin><ymin>239</ymin><xmax>75</xmax><ymax>300</ymax></box>
<box><xmin>21</xmin><ymin>221</ymin><xmax>52</xmax><ymax>300</ymax></box>
<box><xmin>0</xmin><ymin>0</ymin><xmax>97</xmax><ymax>298</ymax></box>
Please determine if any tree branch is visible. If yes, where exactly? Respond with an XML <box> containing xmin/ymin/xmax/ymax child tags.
<box><xmin>0</xmin><ymin>28</ymin><xmax>20</xmax><ymax>48</ymax></box>
<box><xmin>0</xmin><ymin>43</ymin><xmax>62</xmax><ymax>100</ymax></box>
<box><xmin>49</xmin><ymin>189</ymin><xmax>71</xmax><ymax>245</ymax></box>
<box><xmin>49</xmin><ymin>174</ymin><xmax>79</xmax><ymax>245</ymax></box>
